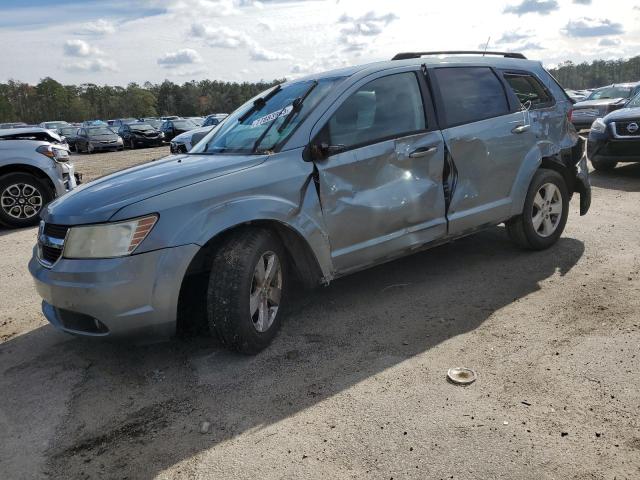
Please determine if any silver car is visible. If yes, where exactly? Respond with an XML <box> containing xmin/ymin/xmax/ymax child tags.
<box><xmin>0</xmin><ymin>127</ymin><xmax>78</xmax><ymax>228</ymax></box>
<box><xmin>29</xmin><ymin>51</ymin><xmax>591</xmax><ymax>353</ymax></box>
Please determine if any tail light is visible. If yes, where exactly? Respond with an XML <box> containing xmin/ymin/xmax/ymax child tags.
<box><xmin>567</xmin><ymin>109</ymin><xmax>573</xmax><ymax>123</ymax></box>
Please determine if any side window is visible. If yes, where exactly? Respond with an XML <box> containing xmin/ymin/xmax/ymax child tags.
<box><xmin>503</xmin><ymin>73</ymin><xmax>554</xmax><ymax>109</ymax></box>
<box><xmin>433</xmin><ymin>67</ymin><xmax>509</xmax><ymax>127</ymax></box>
<box><xmin>325</xmin><ymin>72</ymin><xmax>426</xmax><ymax>149</ymax></box>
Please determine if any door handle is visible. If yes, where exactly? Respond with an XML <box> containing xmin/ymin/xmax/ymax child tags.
<box><xmin>511</xmin><ymin>125</ymin><xmax>530</xmax><ymax>134</ymax></box>
<box><xmin>408</xmin><ymin>145</ymin><xmax>438</xmax><ymax>158</ymax></box>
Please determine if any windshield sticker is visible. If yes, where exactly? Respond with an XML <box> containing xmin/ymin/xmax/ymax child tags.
<box><xmin>251</xmin><ymin>105</ymin><xmax>293</xmax><ymax>128</ymax></box>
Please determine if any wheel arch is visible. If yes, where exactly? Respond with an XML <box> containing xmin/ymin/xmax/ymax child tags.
<box><xmin>175</xmin><ymin>219</ymin><xmax>325</xmax><ymax>335</ymax></box>
<box><xmin>0</xmin><ymin>163</ymin><xmax>56</xmax><ymax>194</ymax></box>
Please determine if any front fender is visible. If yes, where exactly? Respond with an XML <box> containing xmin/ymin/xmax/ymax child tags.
<box><xmin>112</xmin><ymin>154</ymin><xmax>334</xmax><ymax>280</ymax></box>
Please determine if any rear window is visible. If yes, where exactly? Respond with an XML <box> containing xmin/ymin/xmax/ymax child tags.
<box><xmin>503</xmin><ymin>73</ymin><xmax>554</xmax><ymax>109</ymax></box>
<box><xmin>433</xmin><ymin>67</ymin><xmax>509</xmax><ymax>127</ymax></box>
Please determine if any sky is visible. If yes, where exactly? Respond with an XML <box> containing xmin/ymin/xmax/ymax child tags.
<box><xmin>0</xmin><ymin>0</ymin><xmax>639</xmax><ymax>86</ymax></box>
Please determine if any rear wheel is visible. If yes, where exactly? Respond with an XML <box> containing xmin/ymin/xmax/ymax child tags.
<box><xmin>0</xmin><ymin>172</ymin><xmax>53</xmax><ymax>228</ymax></box>
<box><xmin>207</xmin><ymin>229</ymin><xmax>287</xmax><ymax>354</ymax></box>
<box><xmin>590</xmin><ymin>158</ymin><xmax>617</xmax><ymax>171</ymax></box>
<box><xmin>506</xmin><ymin>168</ymin><xmax>569</xmax><ymax>250</ymax></box>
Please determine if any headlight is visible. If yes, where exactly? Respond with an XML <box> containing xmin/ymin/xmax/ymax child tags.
<box><xmin>159</xmin><ymin>132</ymin><xmax>165</xmax><ymax>138</ymax></box>
<box><xmin>117</xmin><ymin>136</ymin><xmax>123</xmax><ymax>143</ymax></box>
<box><xmin>63</xmin><ymin>215</ymin><xmax>158</xmax><ymax>259</ymax></box>
<box><xmin>590</xmin><ymin>118</ymin><xmax>607</xmax><ymax>134</ymax></box>
<box><xmin>36</xmin><ymin>145</ymin><xmax>69</xmax><ymax>162</ymax></box>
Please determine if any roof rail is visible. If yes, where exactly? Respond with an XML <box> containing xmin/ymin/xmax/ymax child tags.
<box><xmin>391</xmin><ymin>51</ymin><xmax>527</xmax><ymax>61</ymax></box>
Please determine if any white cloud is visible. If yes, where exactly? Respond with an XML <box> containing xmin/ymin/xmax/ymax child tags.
<box><xmin>249</xmin><ymin>45</ymin><xmax>292</xmax><ymax>61</ymax></box>
<box><xmin>63</xmin><ymin>58</ymin><xmax>118</xmax><ymax>73</ymax></box>
<box><xmin>337</xmin><ymin>10</ymin><xmax>398</xmax><ymax>52</ymax></box>
<box><xmin>157</xmin><ymin>48</ymin><xmax>203</xmax><ymax>67</ymax></box>
<box><xmin>563</xmin><ymin>17</ymin><xmax>624</xmax><ymax>37</ymax></box>
<box><xmin>190</xmin><ymin>23</ymin><xmax>252</xmax><ymax>48</ymax></box>
<box><xmin>63</xmin><ymin>39</ymin><xmax>103</xmax><ymax>57</ymax></box>
<box><xmin>77</xmin><ymin>19</ymin><xmax>116</xmax><ymax>35</ymax></box>
<box><xmin>190</xmin><ymin>22</ymin><xmax>291</xmax><ymax>62</ymax></box>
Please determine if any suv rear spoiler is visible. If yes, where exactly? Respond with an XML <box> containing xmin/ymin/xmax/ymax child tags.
<box><xmin>392</xmin><ymin>51</ymin><xmax>527</xmax><ymax>60</ymax></box>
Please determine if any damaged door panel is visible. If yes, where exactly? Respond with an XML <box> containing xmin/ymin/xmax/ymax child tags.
<box><xmin>429</xmin><ymin>66</ymin><xmax>539</xmax><ymax>236</ymax></box>
<box><xmin>316</xmin><ymin>131</ymin><xmax>447</xmax><ymax>274</ymax></box>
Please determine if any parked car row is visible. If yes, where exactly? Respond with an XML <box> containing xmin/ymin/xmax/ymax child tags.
<box><xmin>570</xmin><ymin>82</ymin><xmax>640</xmax><ymax>130</ymax></box>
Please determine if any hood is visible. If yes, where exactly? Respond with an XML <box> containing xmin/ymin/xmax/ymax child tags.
<box><xmin>603</xmin><ymin>106</ymin><xmax>640</xmax><ymax>123</ymax></box>
<box><xmin>573</xmin><ymin>98</ymin><xmax>626</xmax><ymax>109</ymax></box>
<box><xmin>43</xmin><ymin>153</ymin><xmax>267</xmax><ymax>224</ymax></box>
<box><xmin>173</xmin><ymin>125</ymin><xmax>213</xmax><ymax>142</ymax></box>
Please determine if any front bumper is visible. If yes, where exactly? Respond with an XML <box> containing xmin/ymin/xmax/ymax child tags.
<box><xmin>132</xmin><ymin>136</ymin><xmax>164</xmax><ymax>147</ymax></box>
<box><xmin>90</xmin><ymin>142</ymin><xmax>122</xmax><ymax>151</ymax></box>
<box><xmin>28</xmin><ymin>244</ymin><xmax>200</xmax><ymax>340</ymax></box>
<box><xmin>587</xmin><ymin>134</ymin><xmax>640</xmax><ymax>163</ymax></box>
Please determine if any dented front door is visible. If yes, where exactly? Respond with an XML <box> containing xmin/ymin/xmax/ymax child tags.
<box><xmin>316</xmin><ymin>131</ymin><xmax>447</xmax><ymax>274</ymax></box>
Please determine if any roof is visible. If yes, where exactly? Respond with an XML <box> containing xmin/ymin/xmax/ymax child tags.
<box><xmin>293</xmin><ymin>53</ymin><xmax>541</xmax><ymax>84</ymax></box>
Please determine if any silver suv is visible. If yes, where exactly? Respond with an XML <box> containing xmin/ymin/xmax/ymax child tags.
<box><xmin>29</xmin><ymin>51</ymin><xmax>591</xmax><ymax>353</ymax></box>
<box><xmin>0</xmin><ymin>127</ymin><xmax>78</xmax><ymax>228</ymax></box>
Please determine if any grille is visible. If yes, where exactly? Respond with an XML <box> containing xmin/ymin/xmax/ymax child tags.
<box><xmin>39</xmin><ymin>223</ymin><xmax>69</xmax><ymax>265</ymax></box>
<box><xmin>615</xmin><ymin>121</ymin><xmax>640</xmax><ymax>137</ymax></box>
<box><xmin>41</xmin><ymin>245</ymin><xmax>63</xmax><ymax>264</ymax></box>
<box><xmin>43</xmin><ymin>223</ymin><xmax>69</xmax><ymax>239</ymax></box>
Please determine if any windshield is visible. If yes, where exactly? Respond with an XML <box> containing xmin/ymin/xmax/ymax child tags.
<box><xmin>87</xmin><ymin>127</ymin><xmax>116</xmax><ymax>136</ymax></box>
<box><xmin>627</xmin><ymin>93</ymin><xmax>640</xmax><ymax>108</ymax></box>
<box><xmin>172</xmin><ymin>120</ymin><xmax>196</xmax><ymax>129</ymax></box>
<box><xmin>130</xmin><ymin>124</ymin><xmax>154</xmax><ymax>131</ymax></box>
<box><xmin>588</xmin><ymin>86</ymin><xmax>633</xmax><ymax>100</ymax></box>
<box><xmin>192</xmin><ymin>77</ymin><xmax>344</xmax><ymax>155</ymax></box>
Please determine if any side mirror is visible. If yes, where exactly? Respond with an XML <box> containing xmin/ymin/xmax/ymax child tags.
<box><xmin>303</xmin><ymin>143</ymin><xmax>346</xmax><ymax>162</ymax></box>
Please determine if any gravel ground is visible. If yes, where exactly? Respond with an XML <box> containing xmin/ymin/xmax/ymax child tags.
<box><xmin>0</xmin><ymin>147</ymin><xmax>639</xmax><ymax>480</ymax></box>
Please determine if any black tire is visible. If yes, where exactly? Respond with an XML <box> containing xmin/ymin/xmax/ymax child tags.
<box><xmin>0</xmin><ymin>172</ymin><xmax>53</xmax><ymax>228</ymax></box>
<box><xmin>207</xmin><ymin>228</ymin><xmax>288</xmax><ymax>354</ymax></box>
<box><xmin>506</xmin><ymin>168</ymin><xmax>569</xmax><ymax>250</ymax></box>
<box><xmin>129</xmin><ymin>139</ymin><xmax>135</xmax><ymax>150</ymax></box>
<box><xmin>590</xmin><ymin>158</ymin><xmax>617</xmax><ymax>171</ymax></box>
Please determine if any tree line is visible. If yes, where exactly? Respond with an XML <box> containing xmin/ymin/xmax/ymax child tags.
<box><xmin>0</xmin><ymin>77</ymin><xmax>283</xmax><ymax>124</ymax></box>
<box><xmin>1</xmin><ymin>55</ymin><xmax>639</xmax><ymax>124</ymax></box>
<box><xmin>548</xmin><ymin>56</ymin><xmax>640</xmax><ymax>90</ymax></box>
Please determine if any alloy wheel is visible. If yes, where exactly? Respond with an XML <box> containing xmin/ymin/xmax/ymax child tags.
<box><xmin>532</xmin><ymin>182</ymin><xmax>562</xmax><ymax>237</ymax></box>
<box><xmin>249</xmin><ymin>251</ymin><xmax>282</xmax><ymax>333</ymax></box>
<box><xmin>1</xmin><ymin>183</ymin><xmax>43</xmax><ymax>220</ymax></box>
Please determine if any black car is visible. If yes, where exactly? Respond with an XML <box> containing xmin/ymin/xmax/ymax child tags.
<box><xmin>571</xmin><ymin>83</ymin><xmax>640</xmax><ymax>130</ymax></box>
<box><xmin>107</xmin><ymin>118</ymin><xmax>139</xmax><ymax>130</ymax></box>
<box><xmin>160</xmin><ymin>119</ymin><xmax>197</xmax><ymax>141</ymax></box>
<box><xmin>75</xmin><ymin>126</ymin><xmax>123</xmax><ymax>153</ymax></box>
<box><xmin>58</xmin><ymin>126</ymin><xmax>81</xmax><ymax>151</ymax></box>
<box><xmin>587</xmin><ymin>93</ymin><xmax>640</xmax><ymax>171</ymax></box>
<box><xmin>119</xmin><ymin>123</ymin><xmax>164</xmax><ymax>149</ymax></box>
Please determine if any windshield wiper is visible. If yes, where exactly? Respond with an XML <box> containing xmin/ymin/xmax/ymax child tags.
<box><xmin>237</xmin><ymin>84</ymin><xmax>282</xmax><ymax>124</ymax></box>
<box><xmin>251</xmin><ymin>102</ymin><xmax>292</xmax><ymax>154</ymax></box>
<box><xmin>277</xmin><ymin>80</ymin><xmax>318</xmax><ymax>134</ymax></box>
<box><xmin>252</xmin><ymin>81</ymin><xmax>319</xmax><ymax>154</ymax></box>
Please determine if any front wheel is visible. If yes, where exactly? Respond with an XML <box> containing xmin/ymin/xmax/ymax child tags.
<box><xmin>207</xmin><ymin>229</ymin><xmax>287</xmax><ymax>354</ymax></box>
<box><xmin>0</xmin><ymin>172</ymin><xmax>53</xmax><ymax>228</ymax></box>
<box><xmin>506</xmin><ymin>168</ymin><xmax>569</xmax><ymax>250</ymax></box>
<box><xmin>129</xmin><ymin>139</ymin><xmax>135</xmax><ymax>150</ymax></box>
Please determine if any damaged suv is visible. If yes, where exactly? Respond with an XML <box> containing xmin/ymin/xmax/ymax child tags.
<box><xmin>30</xmin><ymin>51</ymin><xmax>590</xmax><ymax>353</ymax></box>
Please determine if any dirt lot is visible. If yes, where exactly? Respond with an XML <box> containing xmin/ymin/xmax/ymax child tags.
<box><xmin>1</xmin><ymin>147</ymin><xmax>639</xmax><ymax>480</ymax></box>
